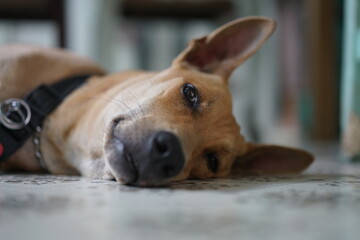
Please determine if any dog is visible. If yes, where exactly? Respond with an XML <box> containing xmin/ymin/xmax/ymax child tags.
<box><xmin>0</xmin><ymin>17</ymin><xmax>313</xmax><ymax>187</ymax></box>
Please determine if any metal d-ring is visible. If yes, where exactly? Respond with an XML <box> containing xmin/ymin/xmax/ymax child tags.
<box><xmin>0</xmin><ymin>98</ymin><xmax>31</xmax><ymax>130</ymax></box>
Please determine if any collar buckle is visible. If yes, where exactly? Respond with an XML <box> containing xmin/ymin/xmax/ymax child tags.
<box><xmin>0</xmin><ymin>98</ymin><xmax>31</xmax><ymax>130</ymax></box>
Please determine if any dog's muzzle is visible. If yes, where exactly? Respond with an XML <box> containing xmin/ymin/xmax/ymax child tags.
<box><xmin>107</xmin><ymin>131</ymin><xmax>185</xmax><ymax>186</ymax></box>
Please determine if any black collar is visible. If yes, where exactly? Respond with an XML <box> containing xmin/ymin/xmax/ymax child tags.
<box><xmin>0</xmin><ymin>75</ymin><xmax>90</xmax><ymax>162</ymax></box>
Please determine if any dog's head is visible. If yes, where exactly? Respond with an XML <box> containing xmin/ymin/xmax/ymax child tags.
<box><xmin>103</xmin><ymin>17</ymin><xmax>313</xmax><ymax>186</ymax></box>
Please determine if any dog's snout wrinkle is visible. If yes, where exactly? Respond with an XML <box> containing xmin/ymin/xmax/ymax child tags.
<box><xmin>112</xmin><ymin>117</ymin><xmax>124</xmax><ymax>130</ymax></box>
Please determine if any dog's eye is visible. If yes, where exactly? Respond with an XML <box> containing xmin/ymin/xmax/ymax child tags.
<box><xmin>206</xmin><ymin>153</ymin><xmax>219</xmax><ymax>173</ymax></box>
<box><xmin>182</xmin><ymin>83</ymin><xmax>200</xmax><ymax>108</ymax></box>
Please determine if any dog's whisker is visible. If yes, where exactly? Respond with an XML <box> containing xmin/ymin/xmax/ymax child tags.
<box><xmin>84</xmin><ymin>96</ymin><xmax>123</xmax><ymax>109</ymax></box>
<box><xmin>120</xmin><ymin>100</ymin><xmax>139</xmax><ymax>120</ymax></box>
<box><xmin>127</xmin><ymin>93</ymin><xmax>146</xmax><ymax>119</ymax></box>
<box><xmin>86</xmin><ymin>96</ymin><xmax>140</xmax><ymax>121</ymax></box>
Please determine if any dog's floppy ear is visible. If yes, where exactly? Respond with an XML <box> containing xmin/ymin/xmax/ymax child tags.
<box><xmin>172</xmin><ymin>17</ymin><xmax>276</xmax><ymax>80</ymax></box>
<box><xmin>231</xmin><ymin>143</ymin><xmax>314</xmax><ymax>175</ymax></box>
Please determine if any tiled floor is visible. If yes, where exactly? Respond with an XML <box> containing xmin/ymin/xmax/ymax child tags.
<box><xmin>1</xmin><ymin>153</ymin><xmax>359</xmax><ymax>240</ymax></box>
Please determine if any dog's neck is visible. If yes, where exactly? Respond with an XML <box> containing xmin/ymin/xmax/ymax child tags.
<box><xmin>0</xmin><ymin>139</ymin><xmax>42</xmax><ymax>172</ymax></box>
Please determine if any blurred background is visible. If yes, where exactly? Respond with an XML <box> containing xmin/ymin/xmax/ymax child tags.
<box><xmin>0</xmin><ymin>0</ymin><xmax>358</xmax><ymax>161</ymax></box>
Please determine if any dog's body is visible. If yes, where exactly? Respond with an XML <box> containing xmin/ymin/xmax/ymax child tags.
<box><xmin>0</xmin><ymin>17</ymin><xmax>313</xmax><ymax>186</ymax></box>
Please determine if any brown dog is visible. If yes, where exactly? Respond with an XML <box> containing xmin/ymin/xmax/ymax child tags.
<box><xmin>0</xmin><ymin>17</ymin><xmax>313</xmax><ymax>187</ymax></box>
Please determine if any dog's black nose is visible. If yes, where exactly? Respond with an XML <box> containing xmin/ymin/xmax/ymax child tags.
<box><xmin>145</xmin><ymin>131</ymin><xmax>185</xmax><ymax>180</ymax></box>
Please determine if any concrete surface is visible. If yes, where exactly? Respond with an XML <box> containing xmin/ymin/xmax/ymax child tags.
<box><xmin>1</xmin><ymin>155</ymin><xmax>360</xmax><ymax>240</ymax></box>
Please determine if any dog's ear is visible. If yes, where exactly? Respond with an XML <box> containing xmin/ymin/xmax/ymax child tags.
<box><xmin>172</xmin><ymin>17</ymin><xmax>276</xmax><ymax>80</ymax></box>
<box><xmin>231</xmin><ymin>143</ymin><xmax>314</xmax><ymax>175</ymax></box>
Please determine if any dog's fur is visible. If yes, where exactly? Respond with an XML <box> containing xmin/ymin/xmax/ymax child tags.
<box><xmin>0</xmin><ymin>17</ymin><xmax>313</xmax><ymax>186</ymax></box>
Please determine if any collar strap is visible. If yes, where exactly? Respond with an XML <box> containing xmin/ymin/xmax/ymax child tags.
<box><xmin>0</xmin><ymin>75</ymin><xmax>90</xmax><ymax>162</ymax></box>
